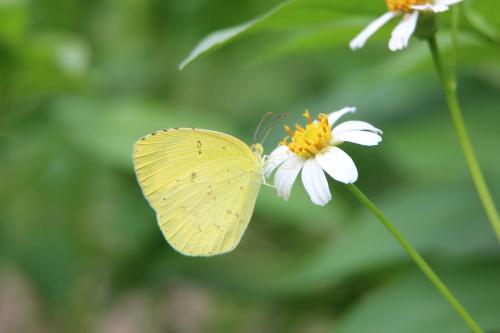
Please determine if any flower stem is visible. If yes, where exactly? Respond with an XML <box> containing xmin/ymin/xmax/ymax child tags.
<box><xmin>427</xmin><ymin>35</ymin><xmax>500</xmax><ymax>241</ymax></box>
<box><xmin>346</xmin><ymin>184</ymin><xmax>484</xmax><ymax>333</ymax></box>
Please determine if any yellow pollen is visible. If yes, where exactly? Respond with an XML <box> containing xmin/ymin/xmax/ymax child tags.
<box><xmin>284</xmin><ymin>125</ymin><xmax>294</xmax><ymax>137</ymax></box>
<box><xmin>281</xmin><ymin>111</ymin><xmax>333</xmax><ymax>159</ymax></box>
<box><xmin>303</xmin><ymin>110</ymin><xmax>313</xmax><ymax>124</ymax></box>
<box><xmin>386</xmin><ymin>0</ymin><xmax>428</xmax><ymax>12</ymax></box>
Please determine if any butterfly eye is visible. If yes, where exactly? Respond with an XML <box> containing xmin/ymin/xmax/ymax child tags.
<box><xmin>252</xmin><ymin>143</ymin><xmax>264</xmax><ymax>155</ymax></box>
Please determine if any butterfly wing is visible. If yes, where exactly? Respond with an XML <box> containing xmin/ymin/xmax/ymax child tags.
<box><xmin>133</xmin><ymin>128</ymin><xmax>263</xmax><ymax>256</ymax></box>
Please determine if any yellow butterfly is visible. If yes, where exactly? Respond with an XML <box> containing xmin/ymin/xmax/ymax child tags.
<box><xmin>133</xmin><ymin>128</ymin><xmax>264</xmax><ymax>257</ymax></box>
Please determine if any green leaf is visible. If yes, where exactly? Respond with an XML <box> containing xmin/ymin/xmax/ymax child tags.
<box><xmin>179</xmin><ymin>0</ymin><xmax>384</xmax><ymax>69</ymax></box>
<box><xmin>179</xmin><ymin>1</ymin><xmax>291</xmax><ymax>70</ymax></box>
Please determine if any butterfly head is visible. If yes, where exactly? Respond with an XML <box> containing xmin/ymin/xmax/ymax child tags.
<box><xmin>251</xmin><ymin>143</ymin><xmax>264</xmax><ymax>156</ymax></box>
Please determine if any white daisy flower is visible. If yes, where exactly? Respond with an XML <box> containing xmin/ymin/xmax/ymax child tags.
<box><xmin>265</xmin><ymin>107</ymin><xmax>382</xmax><ymax>206</ymax></box>
<box><xmin>349</xmin><ymin>0</ymin><xmax>463</xmax><ymax>52</ymax></box>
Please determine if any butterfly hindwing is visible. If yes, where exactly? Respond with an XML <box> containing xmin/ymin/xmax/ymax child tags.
<box><xmin>133</xmin><ymin>128</ymin><xmax>262</xmax><ymax>256</ymax></box>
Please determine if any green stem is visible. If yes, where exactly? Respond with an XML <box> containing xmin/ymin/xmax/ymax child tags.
<box><xmin>346</xmin><ymin>184</ymin><xmax>484</xmax><ymax>333</ymax></box>
<box><xmin>427</xmin><ymin>36</ymin><xmax>500</xmax><ymax>241</ymax></box>
<box><xmin>450</xmin><ymin>5</ymin><xmax>459</xmax><ymax>82</ymax></box>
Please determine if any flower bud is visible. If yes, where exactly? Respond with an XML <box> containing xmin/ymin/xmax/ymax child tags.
<box><xmin>415</xmin><ymin>11</ymin><xmax>438</xmax><ymax>40</ymax></box>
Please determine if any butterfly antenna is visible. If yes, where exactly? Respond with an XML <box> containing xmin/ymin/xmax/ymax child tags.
<box><xmin>259</xmin><ymin>126</ymin><xmax>274</xmax><ymax>146</ymax></box>
<box><xmin>256</xmin><ymin>112</ymin><xmax>289</xmax><ymax>144</ymax></box>
<box><xmin>253</xmin><ymin>112</ymin><xmax>274</xmax><ymax>144</ymax></box>
<box><xmin>275</xmin><ymin>112</ymin><xmax>288</xmax><ymax>121</ymax></box>
<box><xmin>258</xmin><ymin>113</ymin><xmax>288</xmax><ymax>145</ymax></box>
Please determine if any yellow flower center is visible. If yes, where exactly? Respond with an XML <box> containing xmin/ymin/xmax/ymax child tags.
<box><xmin>281</xmin><ymin>111</ymin><xmax>332</xmax><ymax>159</ymax></box>
<box><xmin>386</xmin><ymin>0</ymin><xmax>428</xmax><ymax>12</ymax></box>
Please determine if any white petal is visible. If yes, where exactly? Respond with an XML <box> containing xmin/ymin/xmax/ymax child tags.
<box><xmin>431</xmin><ymin>4</ymin><xmax>450</xmax><ymax>12</ymax></box>
<box><xmin>434</xmin><ymin>0</ymin><xmax>463</xmax><ymax>6</ymax></box>
<box><xmin>301</xmin><ymin>158</ymin><xmax>331</xmax><ymax>206</ymax></box>
<box><xmin>264</xmin><ymin>144</ymin><xmax>291</xmax><ymax>178</ymax></box>
<box><xmin>316</xmin><ymin>146</ymin><xmax>358</xmax><ymax>184</ymax></box>
<box><xmin>349</xmin><ymin>12</ymin><xmax>398</xmax><ymax>50</ymax></box>
<box><xmin>327</xmin><ymin>107</ymin><xmax>356</xmax><ymax>126</ymax></box>
<box><xmin>334</xmin><ymin>130</ymin><xmax>382</xmax><ymax>146</ymax></box>
<box><xmin>274</xmin><ymin>155</ymin><xmax>304</xmax><ymax>201</ymax></box>
<box><xmin>332</xmin><ymin>120</ymin><xmax>382</xmax><ymax>135</ymax></box>
<box><xmin>411</xmin><ymin>4</ymin><xmax>448</xmax><ymax>12</ymax></box>
<box><xmin>388</xmin><ymin>11</ymin><xmax>419</xmax><ymax>52</ymax></box>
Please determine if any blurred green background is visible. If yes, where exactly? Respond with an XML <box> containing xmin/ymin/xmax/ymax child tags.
<box><xmin>1</xmin><ymin>0</ymin><xmax>500</xmax><ymax>332</ymax></box>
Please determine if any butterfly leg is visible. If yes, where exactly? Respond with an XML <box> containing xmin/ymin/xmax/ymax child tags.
<box><xmin>261</xmin><ymin>176</ymin><xmax>275</xmax><ymax>189</ymax></box>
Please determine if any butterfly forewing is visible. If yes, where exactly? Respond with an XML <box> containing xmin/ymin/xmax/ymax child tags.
<box><xmin>133</xmin><ymin>128</ymin><xmax>262</xmax><ymax>256</ymax></box>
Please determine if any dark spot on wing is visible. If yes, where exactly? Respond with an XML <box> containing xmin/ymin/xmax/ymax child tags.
<box><xmin>191</xmin><ymin>172</ymin><xmax>197</xmax><ymax>182</ymax></box>
<box><xmin>240</xmin><ymin>186</ymin><xmax>243</xmax><ymax>190</ymax></box>
<box><xmin>197</xmin><ymin>140</ymin><xmax>202</xmax><ymax>154</ymax></box>
<box><xmin>151</xmin><ymin>132</ymin><xmax>156</xmax><ymax>136</ymax></box>
<box><xmin>222</xmin><ymin>146</ymin><xmax>227</xmax><ymax>151</ymax></box>
<box><xmin>227</xmin><ymin>209</ymin><xmax>232</xmax><ymax>215</ymax></box>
